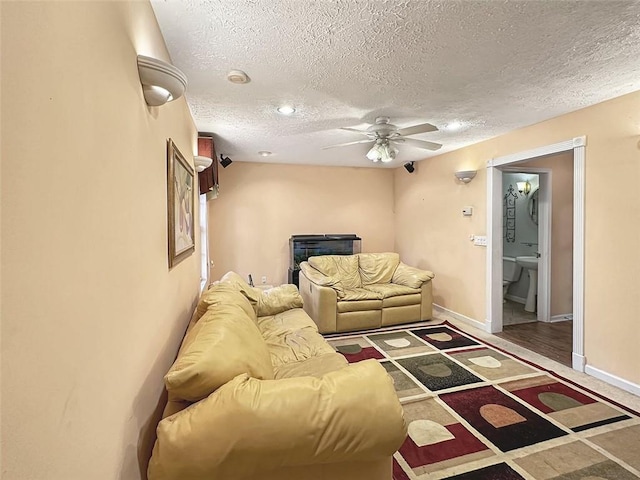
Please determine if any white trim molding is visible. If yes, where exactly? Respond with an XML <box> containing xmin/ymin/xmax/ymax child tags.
<box><xmin>433</xmin><ymin>304</ymin><xmax>491</xmax><ymax>333</ymax></box>
<box><xmin>572</xmin><ymin>142</ymin><xmax>586</xmax><ymax>372</ymax></box>
<box><xmin>487</xmin><ymin>136</ymin><xmax>586</xmax><ymax>371</ymax></box>
<box><xmin>585</xmin><ymin>364</ymin><xmax>640</xmax><ymax>397</ymax></box>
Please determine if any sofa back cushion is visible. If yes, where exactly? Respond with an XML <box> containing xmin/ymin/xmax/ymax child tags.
<box><xmin>308</xmin><ymin>254</ymin><xmax>361</xmax><ymax>289</ymax></box>
<box><xmin>256</xmin><ymin>284</ymin><xmax>304</xmax><ymax>317</ymax></box>
<box><xmin>358</xmin><ymin>252</ymin><xmax>400</xmax><ymax>285</ymax></box>
<box><xmin>195</xmin><ymin>281</ymin><xmax>258</xmax><ymax>324</ymax></box>
<box><xmin>165</xmin><ymin>290</ymin><xmax>274</xmax><ymax>402</ymax></box>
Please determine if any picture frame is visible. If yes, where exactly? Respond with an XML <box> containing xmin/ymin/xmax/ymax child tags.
<box><xmin>167</xmin><ymin>139</ymin><xmax>195</xmax><ymax>268</ymax></box>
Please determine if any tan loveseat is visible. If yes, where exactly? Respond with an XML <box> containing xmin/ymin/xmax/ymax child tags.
<box><xmin>148</xmin><ymin>272</ymin><xmax>407</xmax><ymax>480</ymax></box>
<box><xmin>299</xmin><ymin>253</ymin><xmax>435</xmax><ymax>334</ymax></box>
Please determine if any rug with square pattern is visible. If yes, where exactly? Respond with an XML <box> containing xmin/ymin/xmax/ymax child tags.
<box><xmin>327</xmin><ymin>322</ymin><xmax>640</xmax><ymax>479</ymax></box>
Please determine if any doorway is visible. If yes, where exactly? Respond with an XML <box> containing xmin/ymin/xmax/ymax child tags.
<box><xmin>502</xmin><ymin>170</ymin><xmax>544</xmax><ymax>324</ymax></box>
<box><xmin>486</xmin><ymin>137</ymin><xmax>586</xmax><ymax>372</ymax></box>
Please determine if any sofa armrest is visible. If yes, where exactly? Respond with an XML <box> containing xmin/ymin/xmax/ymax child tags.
<box><xmin>148</xmin><ymin>360</ymin><xmax>407</xmax><ymax>480</ymax></box>
<box><xmin>392</xmin><ymin>262</ymin><xmax>435</xmax><ymax>289</ymax></box>
<box><xmin>299</xmin><ymin>269</ymin><xmax>339</xmax><ymax>334</ymax></box>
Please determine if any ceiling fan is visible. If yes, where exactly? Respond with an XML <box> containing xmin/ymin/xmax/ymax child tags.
<box><xmin>323</xmin><ymin>116</ymin><xmax>442</xmax><ymax>163</ymax></box>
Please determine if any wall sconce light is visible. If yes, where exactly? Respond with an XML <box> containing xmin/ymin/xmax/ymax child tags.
<box><xmin>220</xmin><ymin>154</ymin><xmax>233</xmax><ymax>168</ymax></box>
<box><xmin>517</xmin><ymin>180</ymin><xmax>531</xmax><ymax>196</ymax></box>
<box><xmin>137</xmin><ymin>55</ymin><xmax>187</xmax><ymax>106</ymax></box>
<box><xmin>454</xmin><ymin>170</ymin><xmax>477</xmax><ymax>183</ymax></box>
<box><xmin>404</xmin><ymin>161</ymin><xmax>415</xmax><ymax>173</ymax></box>
<box><xmin>194</xmin><ymin>155</ymin><xmax>213</xmax><ymax>172</ymax></box>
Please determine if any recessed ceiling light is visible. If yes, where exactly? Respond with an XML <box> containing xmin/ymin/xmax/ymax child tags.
<box><xmin>258</xmin><ymin>151</ymin><xmax>272</xmax><ymax>157</ymax></box>
<box><xmin>445</xmin><ymin>121</ymin><xmax>463</xmax><ymax>131</ymax></box>
<box><xmin>227</xmin><ymin>70</ymin><xmax>250</xmax><ymax>84</ymax></box>
<box><xmin>277</xmin><ymin>105</ymin><xmax>295</xmax><ymax>115</ymax></box>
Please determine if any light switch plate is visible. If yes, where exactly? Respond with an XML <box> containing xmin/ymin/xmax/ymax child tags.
<box><xmin>462</xmin><ymin>206</ymin><xmax>473</xmax><ymax>216</ymax></box>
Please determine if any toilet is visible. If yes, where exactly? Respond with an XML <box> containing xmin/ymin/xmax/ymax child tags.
<box><xmin>503</xmin><ymin>256</ymin><xmax>523</xmax><ymax>301</ymax></box>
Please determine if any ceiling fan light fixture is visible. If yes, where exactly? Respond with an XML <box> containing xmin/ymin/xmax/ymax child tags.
<box><xmin>366</xmin><ymin>144</ymin><xmax>382</xmax><ymax>162</ymax></box>
<box><xmin>380</xmin><ymin>142</ymin><xmax>398</xmax><ymax>163</ymax></box>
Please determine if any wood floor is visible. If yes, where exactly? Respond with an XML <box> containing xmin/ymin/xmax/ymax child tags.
<box><xmin>495</xmin><ymin>321</ymin><xmax>573</xmax><ymax>367</ymax></box>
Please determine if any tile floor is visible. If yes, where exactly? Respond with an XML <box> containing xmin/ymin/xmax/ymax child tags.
<box><xmin>503</xmin><ymin>299</ymin><xmax>537</xmax><ymax>325</ymax></box>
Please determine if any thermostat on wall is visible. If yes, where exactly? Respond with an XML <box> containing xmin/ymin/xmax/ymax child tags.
<box><xmin>462</xmin><ymin>206</ymin><xmax>473</xmax><ymax>216</ymax></box>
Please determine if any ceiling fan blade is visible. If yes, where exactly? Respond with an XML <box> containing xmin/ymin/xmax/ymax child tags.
<box><xmin>322</xmin><ymin>139</ymin><xmax>374</xmax><ymax>150</ymax></box>
<box><xmin>339</xmin><ymin>127</ymin><xmax>371</xmax><ymax>136</ymax></box>
<box><xmin>396</xmin><ymin>122</ymin><xmax>438</xmax><ymax>136</ymax></box>
<box><xmin>392</xmin><ymin>137</ymin><xmax>442</xmax><ymax>151</ymax></box>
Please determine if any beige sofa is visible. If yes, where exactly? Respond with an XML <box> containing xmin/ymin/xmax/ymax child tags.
<box><xmin>299</xmin><ymin>253</ymin><xmax>435</xmax><ymax>334</ymax></box>
<box><xmin>148</xmin><ymin>272</ymin><xmax>407</xmax><ymax>480</ymax></box>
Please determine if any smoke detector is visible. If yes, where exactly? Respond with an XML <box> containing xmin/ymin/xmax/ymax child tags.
<box><xmin>227</xmin><ymin>70</ymin><xmax>250</xmax><ymax>84</ymax></box>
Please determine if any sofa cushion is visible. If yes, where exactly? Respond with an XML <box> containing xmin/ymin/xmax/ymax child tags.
<box><xmin>257</xmin><ymin>307</ymin><xmax>319</xmax><ymax>334</ymax></box>
<box><xmin>273</xmin><ymin>352</ymin><xmax>348</xmax><ymax>379</ymax></box>
<box><xmin>392</xmin><ymin>262</ymin><xmax>435</xmax><ymax>289</ymax></box>
<box><xmin>299</xmin><ymin>261</ymin><xmax>345</xmax><ymax>297</ymax></box>
<box><xmin>308</xmin><ymin>254</ymin><xmax>361</xmax><ymax>289</ymax></box>
<box><xmin>195</xmin><ymin>282</ymin><xmax>257</xmax><ymax>324</ymax></box>
<box><xmin>363</xmin><ymin>283</ymin><xmax>420</xmax><ymax>298</ymax></box>
<box><xmin>165</xmin><ymin>302</ymin><xmax>274</xmax><ymax>402</ymax></box>
<box><xmin>382</xmin><ymin>293</ymin><xmax>422</xmax><ymax>308</ymax></box>
<box><xmin>340</xmin><ymin>287</ymin><xmax>383</xmax><ymax>301</ymax></box>
<box><xmin>358</xmin><ymin>252</ymin><xmax>400</xmax><ymax>285</ymax></box>
<box><xmin>256</xmin><ymin>284</ymin><xmax>303</xmax><ymax>316</ymax></box>
<box><xmin>337</xmin><ymin>299</ymin><xmax>383</xmax><ymax>313</ymax></box>
<box><xmin>258</xmin><ymin>308</ymin><xmax>336</xmax><ymax>367</ymax></box>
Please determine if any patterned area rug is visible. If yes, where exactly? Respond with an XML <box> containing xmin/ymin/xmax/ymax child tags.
<box><xmin>327</xmin><ymin>322</ymin><xmax>640</xmax><ymax>479</ymax></box>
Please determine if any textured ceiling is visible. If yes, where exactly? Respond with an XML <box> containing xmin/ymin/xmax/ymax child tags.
<box><xmin>151</xmin><ymin>0</ymin><xmax>640</xmax><ymax>168</ymax></box>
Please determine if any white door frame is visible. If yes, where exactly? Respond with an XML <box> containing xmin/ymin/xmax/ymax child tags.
<box><xmin>486</xmin><ymin>136</ymin><xmax>586</xmax><ymax>372</ymax></box>
<box><xmin>501</xmin><ymin>167</ymin><xmax>552</xmax><ymax>324</ymax></box>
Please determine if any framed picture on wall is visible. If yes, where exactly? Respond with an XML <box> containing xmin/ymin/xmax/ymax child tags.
<box><xmin>167</xmin><ymin>139</ymin><xmax>195</xmax><ymax>268</ymax></box>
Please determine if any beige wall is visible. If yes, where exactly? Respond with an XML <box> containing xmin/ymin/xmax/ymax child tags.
<box><xmin>521</xmin><ymin>152</ymin><xmax>574</xmax><ymax>317</ymax></box>
<box><xmin>208</xmin><ymin>162</ymin><xmax>395</xmax><ymax>284</ymax></box>
<box><xmin>1</xmin><ymin>2</ymin><xmax>199</xmax><ymax>479</ymax></box>
<box><xmin>395</xmin><ymin>90</ymin><xmax>640</xmax><ymax>384</ymax></box>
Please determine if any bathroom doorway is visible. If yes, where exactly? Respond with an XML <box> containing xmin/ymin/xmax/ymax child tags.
<box><xmin>502</xmin><ymin>171</ymin><xmax>543</xmax><ymax>326</ymax></box>
<box><xmin>486</xmin><ymin>137</ymin><xmax>586</xmax><ymax>371</ymax></box>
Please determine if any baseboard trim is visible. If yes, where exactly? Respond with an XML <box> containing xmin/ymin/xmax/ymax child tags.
<box><xmin>505</xmin><ymin>294</ymin><xmax>526</xmax><ymax>304</ymax></box>
<box><xmin>584</xmin><ymin>364</ymin><xmax>640</xmax><ymax>396</ymax></box>
<box><xmin>547</xmin><ymin>313</ymin><xmax>573</xmax><ymax>323</ymax></box>
<box><xmin>433</xmin><ymin>304</ymin><xmax>490</xmax><ymax>333</ymax></box>
<box><xmin>572</xmin><ymin>353</ymin><xmax>586</xmax><ymax>372</ymax></box>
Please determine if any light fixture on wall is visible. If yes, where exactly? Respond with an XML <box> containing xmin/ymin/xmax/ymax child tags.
<box><xmin>517</xmin><ymin>180</ymin><xmax>531</xmax><ymax>196</ymax></box>
<box><xmin>366</xmin><ymin>139</ymin><xmax>398</xmax><ymax>163</ymax></box>
<box><xmin>220</xmin><ymin>154</ymin><xmax>233</xmax><ymax>168</ymax></box>
<box><xmin>404</xmin><ymin>161</ymin><xmax>415</xmax><ymax>173</ymax></box>
<box><xmin>454</xmin><ymin>170</ymin><xmax>477</xmax><ymax>183</ymax></box>
<box><xmin>137</xmin><ymin>55</ymin><xmax>187</xmax><ymax>106</ymax></box>
<box><xmin>194</xmin><ymin>155</ymin><xmax>213</xmax><ymax>172</ymax></box>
